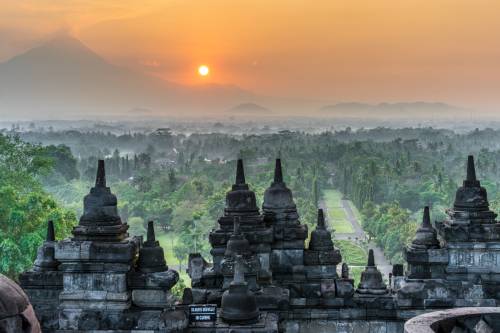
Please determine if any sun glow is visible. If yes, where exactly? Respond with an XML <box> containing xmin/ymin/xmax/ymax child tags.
<box><xmin>198</xmin><ymin>65</ymin><xmax>210</xmax><ymax>77</ymax></box>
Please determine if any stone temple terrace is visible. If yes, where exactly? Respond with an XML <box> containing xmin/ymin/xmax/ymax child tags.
<box><xmin>3</xmin><ymin>155</ymin><xmax>500</xmax><ymax>332</ymax></box>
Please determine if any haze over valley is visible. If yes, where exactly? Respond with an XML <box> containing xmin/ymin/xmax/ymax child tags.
<box><xmin>0</xmin><ymin>35</ymin><xmax>494</xmax><ymax>123</ymax></box>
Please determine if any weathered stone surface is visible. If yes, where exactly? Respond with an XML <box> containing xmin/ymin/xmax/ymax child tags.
<box><xmin>220</xmin><ymin>255</ymin><xmax>260</xmax><ymax>324</ymax></box>
<box><xmin>283</xmin><ymin>319</ymin><xmax>404</xmax><ymax>333</ymax></box>
<box><xmin>131</xmin><ymin>289</ymin><xmax>175</xmax><ymax>307</ymax></box>
<box><xmin>307</xmin><ymin>209</ymin><xmax>335</xmax><ymax>252</ymax></box>
<box><xmin>20</xmin><ymin>155</ymin><xmax>500</xmax><ymax>333</ymax></box>
<box><xmin>304</xmin><ymin>250</ymin><xmax>342</xmax><ymax>266</ymax></box>
<box><xmin>73</xmin><ymin>160</ymin><xmax>129</xmax><ymax>242</ymax></box>
<box><xmin>189</xmin><ymin>159</ymin><xmax>282</xmax><ymax>307</ymax></box>
<box><xmin>335</xmin><ymin>279</ymin><xmax>355</xmax><ymax>298</ymax></box>
<box><xmin>32</xmin><ymin>220</ymin><xmax>60</xmax><ymax>272</ymax></box>
<box><xmin>220</xmin><ymin>218</ymin><xmax>261</xmax><ymax>291</ymax></box>
<box><xmin>356</xmin><ymin>250</ymin><xmax>388</xmax><ymax>295</ymax></box>
<box><xmin>255</xmin><ymin>285</ymin><xmax>290</xmax><ymax>309</ymax></box>
<box><xmin>55</xmin><ymin>239</ymin><xmax>137</xmax><ymax>264</ymax></box>
<box><xmin>304</xmin><ymin>265</ymin><xmax>338</xmax><ymax>279</ymax></box>
<box><xmin>20</xmin><ymin>160</ymin><xmax>187</xmax><ymax>332</ymax></box>
<box><xmin>271</xmin><ymin>249</ymin><xmax>304</xmax><ymax>272</ymax></box>
<box><xmin>0</xmin><ymin>274</ymin><xmax>41</xmax><ymax>333</ymax></box>
<box><xmin>263</xmin><ymin>159</ymin><xmax>297</xmax><ymax>213</ymax></box>
<box><xmin>136</xmin><ymin>221</ymin><xmax>169</xmax><ymax>273</ymax></box>
<box><xmin>188</xmin><ymin>253</ymin><xmax>209</xmax><ymax>286</ymax></box>
<box><xmin>128</xmin><ymin>269</ymin><xmax>179</xmax><ymax>290</ymax></box>
<box><xmin>190</xmin><ymin>312</ymin><xmax>279</xmax><ymax>333</ymax></box>
<box><xmin>404</xmin><ymin>307</ymin><xmax>500</xmax><ymax>333</ymax></box>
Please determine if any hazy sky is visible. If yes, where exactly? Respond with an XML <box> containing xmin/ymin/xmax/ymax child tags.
<box><xmin>2</xmin><ymin>1</ymin><xmax>500</xmax><ymax>110</ymax></box>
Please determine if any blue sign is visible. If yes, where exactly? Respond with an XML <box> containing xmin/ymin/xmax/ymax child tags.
<box><xmin>189</xmin><ymin>304</ymin><xmax>217</xmax><ymax>322</ymax></box>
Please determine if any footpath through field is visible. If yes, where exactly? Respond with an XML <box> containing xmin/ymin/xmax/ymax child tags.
<box><xmin>321</xmin><ymin>189</ymin><xmax>393</xmax><ymax>279</ymax></box>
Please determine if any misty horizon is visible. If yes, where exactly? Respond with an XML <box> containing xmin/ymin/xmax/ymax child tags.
<box><xmin>0</xmin><ymin>35</ymin><xmax>496</xmax><ymax>122</ymax></box>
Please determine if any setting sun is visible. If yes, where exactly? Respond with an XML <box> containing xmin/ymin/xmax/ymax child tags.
<box><xmin>198</xmin><ymin>65</ymin><xmax>210</xmax><ymax>77</ymax></box>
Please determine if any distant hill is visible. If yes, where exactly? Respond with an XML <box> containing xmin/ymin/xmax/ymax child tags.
<box><xmin>227</xmin><ymin>103</ymin><xmax>270</xmax><ymax>114</ymax></box>
<box><xmin>0</xmin><ymin>36</ymin><xmax>255</xmax><ymax>119</ymax></box>
<box><xmin>320</xmin><ymin>102</ymin><xmax>467</xmax><ymax>118</ymax></box>
<box><xmin>0</xmin><ymin>35</ymin><xmax>472</xmax><ymax>120</ymax></box>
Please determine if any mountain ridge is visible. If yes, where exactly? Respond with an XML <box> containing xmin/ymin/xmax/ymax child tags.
<box><xmin>320</xmin><ymin>102</ymin><xmax>468</xmax><ymax>118</ymax></box>
<box><xmin>0</xmin><ymin>35</ymin><xmax>472</xmax><ymax>120</ymax></box>
<box><xmin>227</xmin><ymin>102</ymin><xmax>270</xmax><ymax>114</ymax></box>
<box><xmin>0</xmin><ymin>36</ymin><xmax>256</xmax><ymax>119</ymax></box>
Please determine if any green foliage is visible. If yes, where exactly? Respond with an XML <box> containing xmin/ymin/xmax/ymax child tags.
<box><xmin>41</xmin><ymin>144</ymin><xmax>79</xmax><ymax>181</ymax></box>
<box><xmin>335</xmin><ymin>240</ymin><xmax>367</xmax><ymax>266</ymax></box>
<box><xmin>361</xmin><ymin>201</ymin><xmax>418</xmax><ymax>264</ymax></box>
<box><xmin>171</xmin><ymin>276</ymin><xmax>187</xmax><ymax>299</ymax></box>
<box><xmin>0</xmin><ymin>134</ymin><xmax>76</xmax><ymax>278</ymax></box>
<box><xmin>0</xmin><ymin>134</ymin><xmax>52</xmax><ymax>185</ymax></box>
<box><xmin>128</xmin><ymin>216</ymin><xmax>146</xmax><ymax>236</ymax></box>
<box><xmin>322</xmin><ymin>190</ymin><xmax>354</xmax><ymax>233</ymax></box>
<box><xmin>349</xmin><ymin>266</ymin><xmax>364</xmax><ymax>287</ymax></box>
<box><xmin>13</xmin><ymin>126</ymin><xmax>500</xmax><ymax>278</ymax></box>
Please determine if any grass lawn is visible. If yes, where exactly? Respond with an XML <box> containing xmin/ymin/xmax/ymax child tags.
<box><xmin>335</xmin><ymin>240</ymin><xmax>368</xmax><ymax>266</ymax></box>
<box><xmin>156</xmin><ymin>232</ymin><xmax>180</xmax><ymax>265</ymax></box>
<box><xmin>322</xmin><ymin>189</ymin><xmax>354</xmax><ymax>233</ymax></box>
<box><xmin>335</xmin><ymin>240</ymin><xmax>368</xmax><ymax>286</ymax></box>
<box><xmin>156</xmin><ymin>232</ymin><xmax>192</xmax><ymax>286</ymax></box>
<box><xmin>178</xmin><ymin>271</ymin><xmax>191</xmax><ymax>287</ymax></box>
<box><xmin>349</xmin><ymin>266</ymin><xmax>364</xmax><ymax>286</ymax></box>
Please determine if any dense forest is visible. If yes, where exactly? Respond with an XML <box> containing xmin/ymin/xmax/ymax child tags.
<box><xmin>3</xmin><ymin>125</ymin><xmax>500</xmax><ymax>284</ymax></box>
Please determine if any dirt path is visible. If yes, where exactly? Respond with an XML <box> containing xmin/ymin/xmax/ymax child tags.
<box><xmin>339</xmin><ymin>199</ymin><xmax>365</xmax><ymax>240</ymax></box>
<box><xmin>321</xmin><ymin>196</ymin><xmax>393</xmax><ymax>279</ymax></box>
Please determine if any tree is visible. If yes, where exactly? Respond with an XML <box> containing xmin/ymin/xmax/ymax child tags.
<box><xmin>42</xmin><ymin>145</ymin><xmax>80</xmax><ymax>181</ymax></box>
<box><xmin>0</xmin><ymin>134</ymin><xmax>76</xmax><ymax>278</ymax></box>
<box><xmin>312</xmin><ymin>177</ymin><xmax>319</xmax><ymax>208</ymax></box>
<box><xmin>168</xmin><ymin>168</ymin><xmax>177</xmax><ymax>189</ymax></box>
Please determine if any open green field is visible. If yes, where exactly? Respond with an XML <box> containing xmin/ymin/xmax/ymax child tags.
<box><xmin>349</xmin><ymin>266</ymin><xmax>364</xmax><ymax>286</ymax></box>
<box><xmin>322</xmin><ymin>189</ymin><xmax>354</xmax><ymax>233</ymax></box>
<box><xmin>335</xmin><ymin>240</ymin><xmax>368</xmax><ymax>285</ymax></box>
<box><xmin>156</xmin><ymin>232</ymin><xmax>191</xmax><ymax>285</ymax></box>
<box><xmin>335</xmin><ymin>240</ymin><xmax>368</xmax><ymax>266</ymax></box>
<box><xmin>156</xmin><ymin>232</ymin><xmax>180</xmax><ymax>265</ymax></box>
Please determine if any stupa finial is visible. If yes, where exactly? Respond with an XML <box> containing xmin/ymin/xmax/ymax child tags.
<box><xmin>466</xmin><ymin>155</ymin><xmax>477</xmax><ymax>183</ymax></box>
<box><xmin>274</xmin><ymin>158</ymin><xmax>283</xmax><ymax>183</ymax></box>
<box><xmin>317</xmin><ymin>209</ymin><xmax>326</xmax><ymax>229</ymax></box>
<box><xmin>356</xmin><ymin>248</ymin><xmax>387</xmax><ymax>295</ymax></box>
<box><xmin>367</xmin><ymin>249</ymin><xmax>375</xmax><ymax>267</ymax></box>
<box><xmin>453</xmin><ymin>154</ymin><xmax>488</xmax><ymax>212</ymax></box>
<box><xmin>137</xmin><ymin>220</ymin><xmax>168</xmax><ymax>272</ymax></box>
<box><xmin>46</xmin><ymin>220</ymin><xmax>55</xmax><ymax>242</ymax></box>
<box><xmin>235</xmin><ymin>159</ymin><xmax>246</xmax><ymax>185</ymax></box>
<box><xmin>146</xmin><ymin>221</ymin><xmax>156</xmax><ymax>243</ymax></box>
<box><xmin>422</xmin><ymin>206</ymin><xmax>431</xmax><ymax>228</ymax></box>
<box><xmin>95</xmin><ymin>159</ymin><xmax>106</xmax><ymax>187</ymax></box>
<box><xmin>341</xmin><ymin>263</ymin><xmax>349</xmax><ymax>279</ymax></box>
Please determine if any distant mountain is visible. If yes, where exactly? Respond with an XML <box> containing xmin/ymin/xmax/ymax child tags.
<box><xmin>0</xmin><ymin>36</ymin><xmax>471</xmax><ymax>120</ymax></box>
<box><xmin>0</xmin><ymin>36</ymin><xmax>255</xmax><ymax>119</ymax></box>
<box><xmin>320</xmin><ymin>102</ymin><xmax>467</xmax><ymax>118</ymax></box>
<box><xmin>227</xmin><ymin>102</ymin><xmax>270</xmax><ymax>114</ymax></box>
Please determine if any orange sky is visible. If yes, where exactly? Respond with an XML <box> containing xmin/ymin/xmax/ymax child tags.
<box><xmin>2</xmin><ymin>0</ymin><xmax>500</xmax><ymax>110</ymax></box>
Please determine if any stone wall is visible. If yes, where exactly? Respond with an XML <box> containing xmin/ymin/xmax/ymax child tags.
<box><xmin>280</xmin><ymin>308</ymin><xmax>430</xmax><ymax>333</ymax></box>
<box><xmin>404</xmin><ymin>307</ymin><xmax>500</xmax><ymax>333</ymax></box>
<box><xmin>284</xmin><ymin>320</ymin><xmax>404</xmax><ymax>333</ymax></box>
<box><xmin>19</xmin><ymin>156</ymin><xmax>500</xmax><ymax>333</ymax></box>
